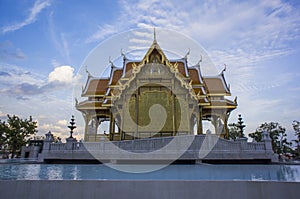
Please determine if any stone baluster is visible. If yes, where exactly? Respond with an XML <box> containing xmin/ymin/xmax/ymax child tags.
<box><xmin>43</xmin><ymin>131</ymin><xmax>54</xmax><ymax>152</ymax></box>
<box><xmin>261</xmin><ymin>130</ymin><xmax>273</xmax><ymax>153</ymax></box>
<box><xmin>237</xmin><ymin>137</ymin><xmax>248</xmax><ymax>150</ymax></box>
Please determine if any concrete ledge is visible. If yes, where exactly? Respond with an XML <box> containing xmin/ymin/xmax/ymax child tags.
<box><xmin>0</xmin><ymin>180</ymin><xmax>299</xmax><ymax>199</ymax></box>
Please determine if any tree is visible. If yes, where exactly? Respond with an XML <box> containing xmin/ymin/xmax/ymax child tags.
<box><xmin>228</xmin><ymin>114</ymin><xmax>246</xmax><ymax>140</ymax></box>
<box><xmin>292</xmin><ymin>120</ymin><xmax>300</xmax><ymax>157</ymax></box>
<box><xmin>0</xmin><ymin>122</ymin><xmax>5</xmax><ymax>149</ymax></box>
<box><xmin>0</xmin><ymin>115</ymin><xmax>37</xmax><ymax>157</ymax></box>
<box><xmin>228</xmin><ymin>124</ymin><xmax>241</xmax><ymax>141</ymax></box>
<box><xmin>249</xmin><ymin>122</ymin><xmax>292</xmax><ymax>155</ymax></box>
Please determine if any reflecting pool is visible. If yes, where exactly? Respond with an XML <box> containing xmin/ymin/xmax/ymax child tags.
<box><xmin>0</xmin><ymin>164</ymin><xmax>300</xmax><ymax>181</ymax></box>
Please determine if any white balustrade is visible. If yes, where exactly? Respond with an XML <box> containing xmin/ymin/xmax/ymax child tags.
<box><xmin>47</xmin><ymin>135</ymin><xmax>269</xmax><ymax>155</ymax></box>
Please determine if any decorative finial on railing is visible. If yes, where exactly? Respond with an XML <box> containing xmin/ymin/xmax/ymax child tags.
<box><xmin>67</xmin><ymin>115</ymin><xmax>76</xmax><ymax>138</ymax></box>
<box><xmin>45</xmin><ymin>131</ymin><xmax>53</xmax><ymax>141</ymax></box>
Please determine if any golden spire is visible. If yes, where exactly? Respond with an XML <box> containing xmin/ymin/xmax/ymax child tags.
<box><xmin>153</xmin><ymin>28</ymin><xmax>157</xmax><ymax>43</ymax></box>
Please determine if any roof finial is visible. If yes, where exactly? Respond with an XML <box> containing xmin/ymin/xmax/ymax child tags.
<box><xmin>109</xmin><ymin>56</ymin><xmax>115</xmax><ymax>68</ymax></box>
<box><xmin>234</xmin><ymin>96</ymin><xmax>238</xmax><ymax>104</ymax></box>
<box><xmin>221</xmin><ymin>64</ymin><xmax>226</xmax><ymax>75</ymax></box>
<box><xmin>121</xmin><ymin>48</ymin><xmax>128</xmax><ymax>61</ymax></box>
<box><xmin>196</xmin><ymin>55</ymin><xmax>202</xmax><ymax>67</ymax></box>
<box><xmin>184</xmin><ymin>48</ymin><xmax>190</xmax><ymax>59</ymax></box>
<box><xmin>153</xmin><ymin>27</ymin><xmax>157</xmax><ymax>43</ymax></box>
<box><xmin>85</xmin><ymin>65</ymin><xmax>91</xmax><ymax>77</ymax></box>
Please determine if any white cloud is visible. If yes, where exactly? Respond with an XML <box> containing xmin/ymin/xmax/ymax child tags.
<box><xmin>51</xmin><ymin>59</ymin><xmax>61</xmax><ymax>67</ymax></box>
<box><xmin>39</xmin><ymin>123</ymin><xmax>67</xmax><ymax>137</ymax></box>
<box><xmin>88</xmin><ymin>0</ymin><xmax>299</xmax><ymax>66</ymax></box>
<box><xmin>2</xmin><ymin>0</ymin><xmax>51</xmax><ymax>34</ymax></box>
<box><xmin>0</xmin><ymin>64</ymin><xmax>45</xmax><ymax>86</ymax></box>
<box><xmin>48</xmin><ymin>12</ymin><xmax>71</xmax><ymax>63</ymax></box>
<box><xmin>0</xmin><ymin>41</ymin><xmax>27</xmax><ymax>60</ymax></box>
<box><xmin>38</xmin><ymin>119</ymin><xmax>84</xmax><ymax>140</ymax></box>
<box><xmin>86</xmin><ymin>24</ymin><xmax>118</xmax><ymax>43</ymax></box>
<box><xmin>48</xmin><ymin>65</ymin><xmax>75</xmax><ymax>84</ymax></box>
<box><xmin>86</xmin><ymin>1</ymin><xmax>299</xmax><ymax>108</ymax></box>
<box><xmin>0</xmin><ymin>64</ymin><xmax>81</xmax><ymax>99</ymax></box>
<box><xmin>57</xmin><ymin>119</ymin><xmax>68</xmax><ymax>126</ymax></box>
<box><xmin>0</xmin><ymin>111</ymin><xmax>6</xmax><ymax>119</ymax></box>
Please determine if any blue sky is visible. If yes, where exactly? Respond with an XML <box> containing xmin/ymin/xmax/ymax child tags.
<box><xmin>0</xmin><ymin>0</ymin><xmax>299</xmax><ymax>140</ymax></box>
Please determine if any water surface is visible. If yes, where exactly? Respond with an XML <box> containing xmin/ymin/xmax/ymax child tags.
<box><xmin>1</xmin><ymin>164</ymin><xmax>300</xmax><ymax>181</ymax></box>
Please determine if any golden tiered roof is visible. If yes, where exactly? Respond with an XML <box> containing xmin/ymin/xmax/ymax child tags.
<box><xmin>77</xmin><ymin>38</ymin><xmax>237</xmax><ymax>113</ymax></box>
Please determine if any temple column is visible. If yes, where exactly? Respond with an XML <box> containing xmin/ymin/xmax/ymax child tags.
<box><xmin>223</xmin><ymin>112</ymin><xmax>230</xmax><ymax>139</ymax></box>
<box><xmin>109</xmin><ymin>112</ymin><xmax>114</xmax><ymax>141</ymax></box>
<box><xmin>190</xmin><ymin>114</ymin><xmax>195</xmax><ymax>135</ymax></box>
<box><xmin>113</xmin><ymin>119</ymin><xmax>115</xmax><ymax>140</ymax></box>
<box><xmin>186</xmin><ymin>94</ymin><xmax>190</xmax><ymax>135</ymax></box>
<box><xmin>211</xmin><ymin>115</ymin><xmax>218</xmax><ymax>134</ymax></box>
<box><xmin>121</xmin><ymin>104</ymin><xmax>125</xmax><ymax>140</ymax></box>
<box><xmin>135</xmin><ymin>90</ymin><xmax>139</xmax><ymax>139</ymax></box>
<box><xmin>197</xmin><ymin>106</ymin><xmax>203</xmax><ymax>135</ymax></box>
<box><xmin>172</xmin><ymin>89</ymin><xmax>176</xmax><ymax>136</ymax></box>
<box><xmin>83</xmin><ymin>113</ymin><xmax>91</xmax><ymax>141</ymax></box>
<box><xmin>94</xmin><ymin>117</ymin><xmax>100</xmax><ymax>141</ymax></box>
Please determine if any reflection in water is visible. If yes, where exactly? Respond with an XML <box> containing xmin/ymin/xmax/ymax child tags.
<box><xmin>20</xmin><ymin>164</ymin><xmax>41</xmax><ymax>180</ymax></box>
<box><xmin>46</xmin><ymin>165</ymin><xmax>63</xmax><ymax>180</ymax></box>
<box><xmin>277</xmin><ymin>165</ymin><xmax>300</xmax><ymax>181</ymax></box>
<box><xmin>0</xmin><ymin>164</ymin><xmax>300</xmax><ymax>181</ymax></box>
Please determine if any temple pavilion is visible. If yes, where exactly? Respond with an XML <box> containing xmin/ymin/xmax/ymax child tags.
<box><xmin>76</xmin><ymin>34</ymin><xmax>237</xmax><ymax>142</ymax></box>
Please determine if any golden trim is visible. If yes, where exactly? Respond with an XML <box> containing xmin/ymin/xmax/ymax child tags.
<box><xmin>192</xmin><ymin>84</ymin><xmax>204</xmax><ymax>87</ymax></box>
<box><xmin>207</xmin><ymin>93</ymin><xmax>231</xmax><ymax>97</ymax></box>
<box><xmin>198</xmin><ymin>103</ymin><xmax>210</xmax><ymax>106</ymax></box>
<box><xmin>81</xmin><ymin>94</ymin><xmax>105</xmax><ymax>97</ymax></box>
<box><xmin>102</xmin><ymin>104</ymin><xmax>113</xmax><ymax>107</ymax></box>
<box><xmin>203</xmin><ymin>106</ymin><xmax>237</xmax><ymax>109</ymax></box>
<box><xmin>76</xmin><ymin>107</ymin><xmax>108</xmax><ymax>110</ymax></box>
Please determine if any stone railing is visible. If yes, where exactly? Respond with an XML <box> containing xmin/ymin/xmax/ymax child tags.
<box><xmin>44</xmin><ymin>134</ymin><xmax>268</xmax><ymax>154</ymax></box>
<box><xmin>39</xmin><ymin>132</ymin><xmax>278</xmax><ymax>163</ymax></box>
<box><xmin>49</xmin><ymin>143</ymin><xmax>66</xmax><ymax>151</ymax></box>
<box><xmin>245</xmin><ymin>142</ymin><xmax>266</xmax><ymax>151</ymax></box>
<box><xmin>49</xmin><ymin>142</ymin><xmax>88</xmax><ymax>151</ymax></box>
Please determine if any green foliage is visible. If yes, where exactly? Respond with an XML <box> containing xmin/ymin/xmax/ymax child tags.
<box><xmin>249</xmin><ymin>122</ymin><xmax>292</xmax><ymax>155</ymax></box>
<box><xmin>228</xmin><ymin>124</ymin><xmax>243</xmax><ymax>141</ymax></box>
<box><xmin>0</xmin><ymin>114</ymin><xmax>38</xmax><ymax>157</ymax></box>
<box><xmin>292</xmin><ymin>120</ymin><xmax>300</xmax><ymax>157</ymax></box>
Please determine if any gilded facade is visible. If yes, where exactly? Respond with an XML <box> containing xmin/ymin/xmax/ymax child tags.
<box><xmin>76</xmin><ymin>36</ymin><xmax>237</xmax><ymax>141</ymax></box>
